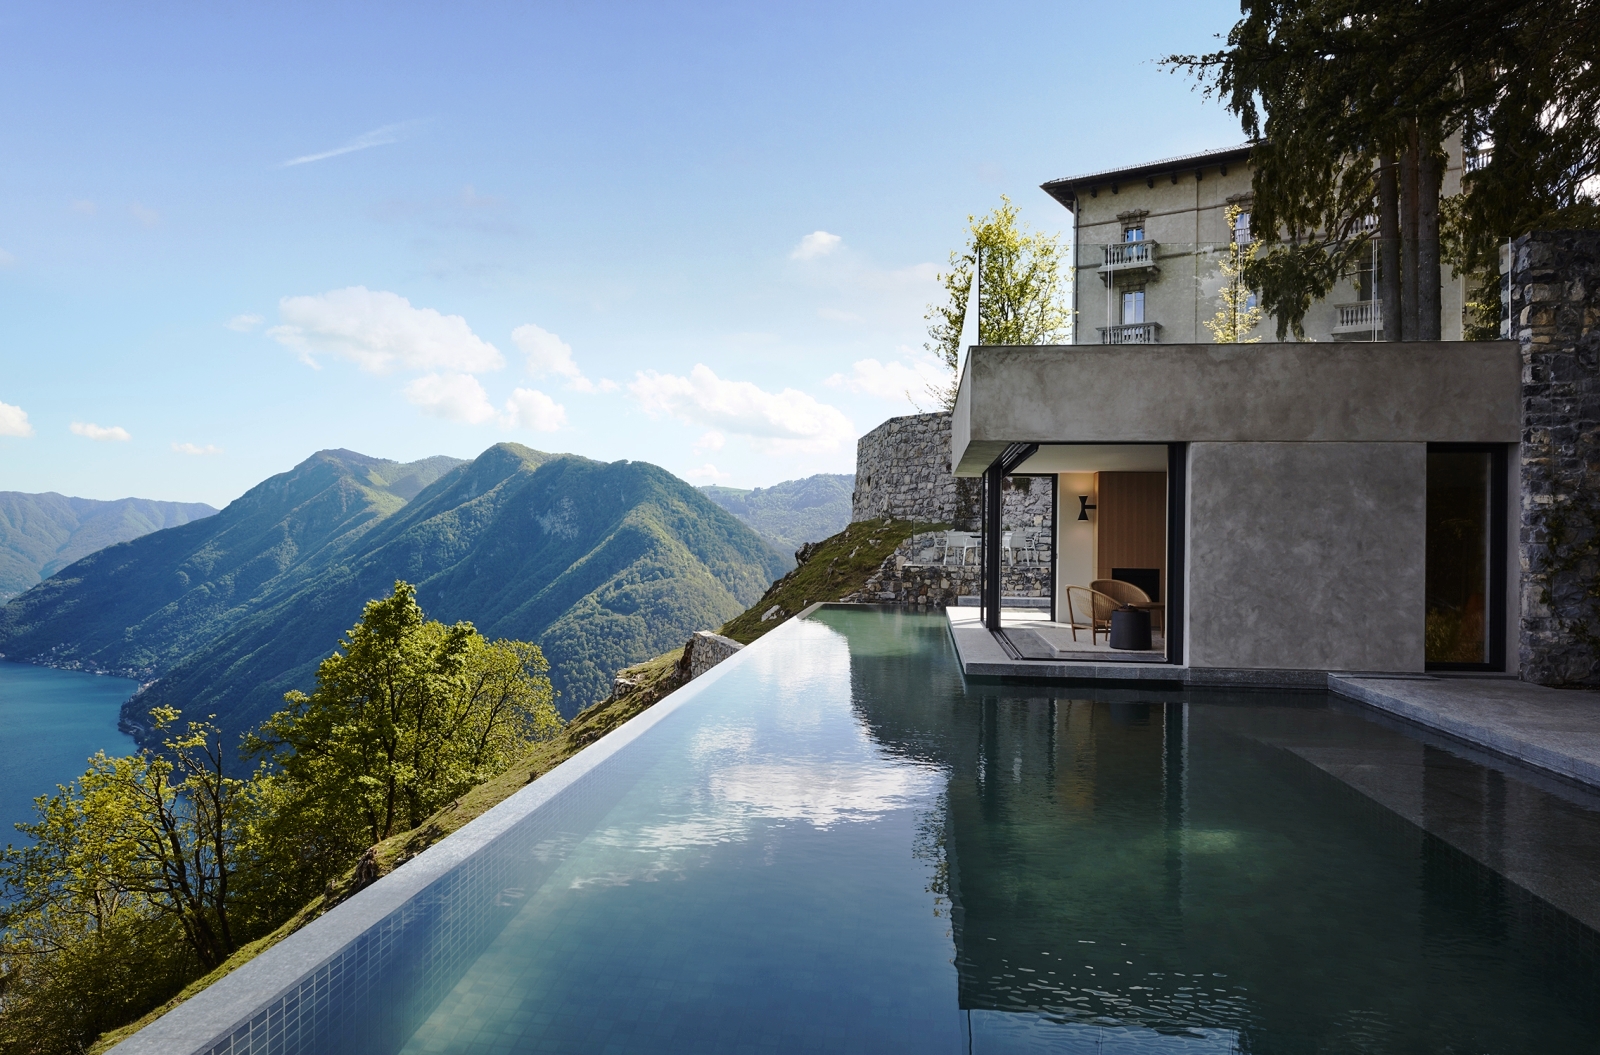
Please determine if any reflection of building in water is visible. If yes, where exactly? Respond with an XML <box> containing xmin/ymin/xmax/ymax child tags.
<box><xmin>826</xmin><ymin>617</ymin><xmax>1600</xmax><ymax>1050</ymax></box>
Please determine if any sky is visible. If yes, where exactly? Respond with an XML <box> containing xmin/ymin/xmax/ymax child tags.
<box><xmin>0</xmin><ymin>0</ymin><xmax>1244</xmax><ymax>507</ymax></box>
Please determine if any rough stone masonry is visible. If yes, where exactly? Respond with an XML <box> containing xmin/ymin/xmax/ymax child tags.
<box><xmin>1509</xmin><ymin>231</ymin><xmax>1600</xmax><ymax>686</ymax></box>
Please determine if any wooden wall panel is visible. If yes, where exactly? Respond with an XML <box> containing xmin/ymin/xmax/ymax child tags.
<box><xmin>1095</xmin><ymin>472</ymin><xmax>1167</xmax><ymax>598</ymax></box>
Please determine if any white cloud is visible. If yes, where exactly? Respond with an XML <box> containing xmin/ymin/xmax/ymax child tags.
<box><xmin>0</xmin><ymin>401</ymin><xmax>33</xmax><ymax>437</ymax></box>
<box><xmin>791</xmin><ymin>230</ymin><xmax>842</xmax><ymax>260</ymax></box>
<box><xmin>502</xmin><ymin>387</ymin><xmax>567</xmax><ymax>432</ymax></box>
<box><xmin>130</xmin><ymin>202</ymin><xmax>160</xmax><ymax>228</ymax></box>
<box><xmin>510</xmin><ymin>323</ymin><xmax>616</xmax><ymax>393</ymax></box>
<box><xmin>71</xmin><ymin>422</ymin><xmax>131</xmax><ymax>442</ymax></box>
<box><xmin>825</xmin><ymin>357</ymin><xmax>947</xmax><ymax>405</ymax></box>
<box><xmin>270</xmin><ymin>287</ymin><xmax>504</xmax><ymax>375</ymax></box>
<box><xmin>226</xmin><ymin>313</ymin><xmax>263</xmax><ymax>332</ymax></box>
<box><xmin>172</xmin><ymin>442</ymin><xmax>222</xmax><ymax>455</ymax></box>
<box><xmin>404</xmin><ymin>373</ymin><xmax>497</xmax><ymax>424</ymax></box>
<box><xmin>694</xmin><ymin>430</ymin><xmax>725</xmax><ymax>453</ymax></box>
<box><xmin>281</xmin><ymin>122</ymin><xmax>413</xmax><ymax>167</ymax></box>
<box><xmin>682</xmin><ymin>463</ymin><xmax>731</xmax><ymax>483</ymax></box>
<box><xmin>629</xmin><ymin>364</ymin><xmax>855</xmax><ymax>454</ymax></box>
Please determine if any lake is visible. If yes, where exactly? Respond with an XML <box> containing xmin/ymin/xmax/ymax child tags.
<box><xmin>0</xmin><ymin>660</ymin><xmax>138</xmax><ymax>844</ymax></box>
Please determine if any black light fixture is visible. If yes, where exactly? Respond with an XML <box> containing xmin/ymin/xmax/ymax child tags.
<box><xmin>1077</xmin><ymin>496</ymin><xmax>1097</xmax><ymax>521</ymax></box>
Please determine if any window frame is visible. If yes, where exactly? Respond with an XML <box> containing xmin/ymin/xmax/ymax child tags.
<box><xmin>1424</xmin><ymin>443</ymin><xmax>1508</xmax><ymax>672</ymax></box>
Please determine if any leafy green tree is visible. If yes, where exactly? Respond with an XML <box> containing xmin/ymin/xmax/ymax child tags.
<box><xmin>925</xmin><ymin>196</ymin><xmax>1070</xmax><ymax>409</ymax></box>
<box><xmin>0</xmin><ymin>710</ymin><xmax>254</xmax><ymax>1053</ymax></box>
<box><xmin>248</xmin><ymin>582</ymin><xmax>560</xmax><ymax>873</ymax></box>
<box><xmin>1204</xmin><ymin>206</ymin><xmax>1267</xmax><ymax>344</ymax></box>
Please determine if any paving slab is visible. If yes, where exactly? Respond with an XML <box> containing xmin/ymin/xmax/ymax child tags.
<box><xmin>1329</xmin><ymin>675</ymin><xmax>1600</xmax><ymax>789</ymax></box>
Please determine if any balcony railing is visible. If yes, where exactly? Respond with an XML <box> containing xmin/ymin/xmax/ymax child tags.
<box><xmin>1331</xmin><ymin>300</ymin><xmax>1383</xmax><ymax>338</ymax></box>
<box><xmin>1098</xmin><ymin>322</ymin><xmax>1162</xmax><ymax>345</ymax></box>
<box><xmin>1097</xmin><ymin>240</ymin><xmax>1160</xmax><ymax>284</ymax></box>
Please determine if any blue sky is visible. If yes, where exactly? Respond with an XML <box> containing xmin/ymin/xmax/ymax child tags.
<box><xmin>0</xmin><ymin>1</ymin><xmax>1243</xmax><ymax>506</ymax></box>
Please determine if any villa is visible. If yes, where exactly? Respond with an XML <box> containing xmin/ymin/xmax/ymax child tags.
<box><xmin>947</xmin><ymin>338</ymin><xmax>1519</xmax><ymax>678</ymax></box>
<box><xmin>1043</xmin><ymin>142</ymin><xmax>1470</xmax><ymax>344</ymax></box>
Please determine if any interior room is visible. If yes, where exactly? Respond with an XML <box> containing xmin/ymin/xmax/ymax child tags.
<box><xmin>1003</xmin><ymin>443</ymin><xmax>1171</xmax><ymax>662</ymax></box>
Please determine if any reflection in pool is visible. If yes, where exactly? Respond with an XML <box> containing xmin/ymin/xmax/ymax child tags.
<box><xmin>301</xmin><ymin>608</ymin><xmax>1600</xmax><ymax>1054</ymax></box>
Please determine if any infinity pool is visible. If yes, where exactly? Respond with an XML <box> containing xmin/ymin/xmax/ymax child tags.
<box><xmin>180</xmin><ymin>608</ymin><xmax>1600</xmax><ymax>1055</ymax></box>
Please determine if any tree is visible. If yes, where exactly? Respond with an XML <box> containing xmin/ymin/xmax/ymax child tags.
<box><xmin>925</xmin><ymin>196</ymin><xmax>1071</xmax><ymax>409</ymax></box>
<box><xmin>1169</xmin><ymin>0</ymin><xmax>1600</xmax><ymax>342</ymax></box>
<box><xmin>0</xmin><ymin>710</ymin><xmax>255</xmax><ymax>1053</ymax></box>
<box><xmin>1203</xmin><ymin>206</ymin><xmax>1267</xmax><ymax>344</ymax></box>
<box><xmin>248</xmin><ymin>582</ymin><xmax>560</xmax><ymax>873</ymax></box>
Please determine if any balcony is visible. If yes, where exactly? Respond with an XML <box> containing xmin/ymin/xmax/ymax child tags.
<box><xmin>1097</xmin><ymin>240</ymin><xmax>1161</xmax><ymax>285</ymax></box>
<box><xmin>1098</xmin><ymin>322</ymin><xmax>1162</xmax><ymax>345</ymax></box>
<box><xmin>1331</xmin><ymin>300</ymin><xmax>1384</xmax><ymax>340</ymax></box>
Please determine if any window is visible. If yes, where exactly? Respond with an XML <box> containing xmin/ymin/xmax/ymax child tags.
<box><xmin>1232</xmin><ymin>210</ymin><xmax>1252</xmax><ymax>244</ymax></box>
<box><xmin>1122</xmin><ymin>290</ymin><xmax>1145</xmax><ymax>324</ymax></box>
<box><xmin>1245</xmin><ymin>292</ymin><xmax>1259</xmax><ymax>313</ymax></box>
<box><xmin>1123</xmin><ymin>225</ymin><xmax>1145</xmax><ymax>243</ymax></box>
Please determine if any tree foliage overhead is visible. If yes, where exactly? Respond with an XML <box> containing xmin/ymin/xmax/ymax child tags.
<box><xmin>925</xmin><ymin>196</ymin><xmax>1071</xmax><ymax>409</ymax></box>
<box><xmin>1169</xmin><ymin>0</ymin><xmax>1600</xmax><ymax>340</ymax></box>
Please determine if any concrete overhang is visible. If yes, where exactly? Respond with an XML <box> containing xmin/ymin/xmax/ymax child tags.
<box><xmin>951</xmin><ymin>341</ymin><xmax>1521</xmax><ymax>476</ymax></box>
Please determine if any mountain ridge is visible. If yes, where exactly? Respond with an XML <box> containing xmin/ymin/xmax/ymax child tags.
<box><xmin>0</xmin><ymin>445</ymin><xmax>785</xmax><ymax>735</ymax></box>
<box><xmin>0</xmin><ymin>491</ymin><xmax>219</xmax><ymax>602</ymax></box>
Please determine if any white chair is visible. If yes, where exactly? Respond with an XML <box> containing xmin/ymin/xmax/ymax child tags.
<box><xmin>941</xmin><ymin>531</ymin><xmax>977</xmax><ymax>566</ymax></box>
<box><xmin>1001</xmin><ymin>530</ymin><xmax>1014</xmax><ymax>566</ymax></box>
<box><xmin>1013</xmin><ymin>527</ymin><xmax>1039</xmax><ymax>564</ymax></box>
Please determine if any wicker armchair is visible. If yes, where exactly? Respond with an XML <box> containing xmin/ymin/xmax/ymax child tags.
<box><xmin>1062</xmin><ymin>586</ymin><xmax>1122</xmax><ymax>644</ymax></box>
<box><xmin>1091</xmin><ymin>579</ymin><xmax>1152</xmax><ymax>607</ymax></box>
<box><xmin>1091</xmin><ymin>578</ymin><xmax>1159</xmax><ymax>631</ymax></box>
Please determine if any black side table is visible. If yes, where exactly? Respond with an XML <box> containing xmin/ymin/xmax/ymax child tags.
<box><xmin>1109</xmin><ymin>607</ymin><xmax>1152</xmax><ymax>650</ymax></box>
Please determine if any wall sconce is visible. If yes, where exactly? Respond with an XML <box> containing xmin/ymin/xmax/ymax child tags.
<box><xmin>1077</xmin><ymin>496</ymin><xmax>1096</xmax><ymax>521</ymax></box>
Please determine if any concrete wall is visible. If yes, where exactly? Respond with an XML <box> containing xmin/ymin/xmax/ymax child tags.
<box><xmin>953</xmin><ymin>342</ymin><xmax>1520</xmax><ymax>475</ymax></box>
<box><xmin>1186</xmin><ymin>442</ymin><xmax>1427</xmax><ymax>672</ymax></box>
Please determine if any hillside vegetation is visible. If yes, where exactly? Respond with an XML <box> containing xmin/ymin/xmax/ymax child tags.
<box><xmin>0</xmin><ymin>492</ymin><xmax>217</xmax><ymax>602</ymax></box>
<box><xmin>700</xmin><ymin>473</ymin><xmax>853</xmax><ymax>562</ymax></box>
<box><xmin>0</xmin><ymin>445</ymin><xmax>787</xmax><ymax>736</ymax></box>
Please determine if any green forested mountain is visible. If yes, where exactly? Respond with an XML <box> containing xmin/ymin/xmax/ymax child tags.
<box><xmin>0</xmin><ymin>445</ymin><xmax>785</xmax><ymax>734</ymax></box>
<box><xmin>700</xmin><ymin>473</ymin><xmax>854</xmax><ymax>561</ymax></box>
<box><xmin>0</xmin><ymin>492</ymin><xmax>218</xmax><ymax>601</ymax></box>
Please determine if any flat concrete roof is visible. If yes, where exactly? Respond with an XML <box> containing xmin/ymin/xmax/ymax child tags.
<box><xmin>951</xmin><ymin>342</ymin><xmax>1520</xmax><ymax>475</ymax></box>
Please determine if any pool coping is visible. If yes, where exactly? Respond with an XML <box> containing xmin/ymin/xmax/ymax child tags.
<box><xmin>105</xmin><ymin>616</ymin><xmax>793</xmax><ymax>1055</ymax></box>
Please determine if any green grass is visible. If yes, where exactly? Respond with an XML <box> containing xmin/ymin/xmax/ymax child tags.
<box><xmin>718</xmin><ymin>518</ymin><xmax>944</xmax><ymax>644</ymax></box>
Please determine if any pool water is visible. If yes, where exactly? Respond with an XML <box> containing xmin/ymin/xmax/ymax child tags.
<box><xmin>381</xmin><ymin>609</ymin><xmax>1599</xmax><ymax>1053</ymax></box>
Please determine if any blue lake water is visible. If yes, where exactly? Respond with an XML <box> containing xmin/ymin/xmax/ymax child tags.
<box><xmin>0</xmin><ymin>660</ymin><xmax>137</xmax><ymax>843</ymax></box>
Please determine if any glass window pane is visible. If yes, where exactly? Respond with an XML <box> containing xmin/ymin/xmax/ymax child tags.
<box><xmin>1426</xmin><ymin>451</ymin><xmax>1492</xmax><ymax>664</ymax></box>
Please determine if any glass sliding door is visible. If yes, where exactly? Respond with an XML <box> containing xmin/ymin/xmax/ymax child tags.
<box><xmin>1425</xmin><ymin>446</ymin><xmax>1507</xmax><ymax>669</ymax></box>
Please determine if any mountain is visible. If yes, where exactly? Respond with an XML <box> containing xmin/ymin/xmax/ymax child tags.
<box><xmin>0</xmin><ymin>492</ymin><xmax>218</xmax><ymax>602</ymax></box>
<box><xmin>700</xmin><ymin>473</ymin><xmax>854</xmax><ymax>562</ymax></box>
<box><xmin>0</xmin><ymin>445</ymin><xmax>786</xmax><ymax>733</ymax></box>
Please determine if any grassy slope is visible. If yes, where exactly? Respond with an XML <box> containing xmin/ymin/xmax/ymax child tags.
<box><xmin>718</xmin><ymin>517</ymin><xmax>943</xmax><ymax>643</ymax></box>
<box><xmin>88</xmin><ymin>515</ymin><xmax>934</xmax><ymax>1051</ymax></box>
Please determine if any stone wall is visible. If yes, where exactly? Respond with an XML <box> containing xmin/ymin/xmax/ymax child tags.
<box><xmin>1509</xmin><ymin>231</ymin><xmax>1600</xmax><ymax>686</ymax></box>
<box><xmin>677</xmin><ymin>630</ymin><xmax>745</xmax><ymax>681</ymax></box>
<box><xmin>852</xmin><ymin>411</ymin><xmax>1054</xmax><ymax>534</ymax></box>
<box><xmin>840</xmin><ymin>530</ymin><xmax>1052</xmax><ymax>609</ymax></box>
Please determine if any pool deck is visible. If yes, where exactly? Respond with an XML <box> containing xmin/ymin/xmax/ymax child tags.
<box><xmin>946</xmin><ymin>606</ymin><xmax>1600</xmax><ymax>789</ymax></box>
<box><xmin>1329</xmin><ymin>674</ymin><xmax>1600</xmax><ymax>789</ymax></box>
